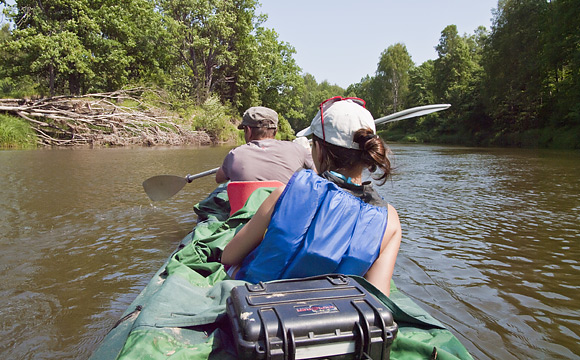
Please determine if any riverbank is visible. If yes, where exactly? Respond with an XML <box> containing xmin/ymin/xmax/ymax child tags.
<box><xmin>3</xmin><ymin>91</ymin><xmax>578</xmax><ymax>150</ymax></box>
<box><xmin>0</xmin><ymin>89</ymin><xmax>234</xmax><ymax>149</ymax></box>
<box><xmin>379</xmin><ymin>123</ymin><xmax>580</xmax><ymax>149</ymax></box>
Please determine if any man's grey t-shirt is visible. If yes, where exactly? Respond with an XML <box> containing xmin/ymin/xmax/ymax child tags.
<box><xmin>221</xmin><ymin>139</ymin><xmax>315</xmax><ymax>183</ymax></box>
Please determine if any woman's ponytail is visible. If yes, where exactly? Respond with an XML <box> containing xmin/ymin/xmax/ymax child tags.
<box><xmin>353</xmin><ymin>128</ymin><xmax>392</xmax><ymax>185</ymax></box>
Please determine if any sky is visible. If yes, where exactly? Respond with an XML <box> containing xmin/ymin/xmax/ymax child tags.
<box><xmin>258</xmin><ymin>0</ymin><xmax>498</xmax><ymax>88</ymax></box>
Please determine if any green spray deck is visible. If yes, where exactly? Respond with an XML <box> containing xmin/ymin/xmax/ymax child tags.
<box><xmin>90</xmin><ymin>184</ymin><xmax>473</xmax><ymax>360</ymax></box>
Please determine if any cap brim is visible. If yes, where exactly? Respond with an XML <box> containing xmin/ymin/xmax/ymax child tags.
<box><xmin>296</xmin><ymin>126</ymin><xmax>313</xmax><ymax>137</ymax></box>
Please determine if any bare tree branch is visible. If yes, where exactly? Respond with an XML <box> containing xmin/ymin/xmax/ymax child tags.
<box><xmin>0</xmin><ymin>89</ymin><xmax>212</xmax><ymax>147</ymax></box>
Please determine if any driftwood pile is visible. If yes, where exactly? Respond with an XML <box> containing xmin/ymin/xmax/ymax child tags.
<box><xmin>0</xmin><ymin>89</ymin><xmax>212</xmax><ymax>147</ymax></box>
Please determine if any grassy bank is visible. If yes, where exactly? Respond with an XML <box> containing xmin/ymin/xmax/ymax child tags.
<box><xmin>379</xmin><ymin>124</ymin><xmax>580</xmax><ymax>149</ymax></box>
<box><xmin>0</xmin><ymin>91</ymin><xmax>298</xmax><ymax>148</ymax></box>
<box><xmin>0</xmin><ymin>114</ymin><xmax>37</xmax><ymax>149</ymax></box>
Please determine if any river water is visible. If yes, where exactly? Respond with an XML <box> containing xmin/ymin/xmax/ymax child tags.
<box><xmin>0</xmin><ymin>144</ymin><xmax>578</xmax><ymax>359</ymax></box>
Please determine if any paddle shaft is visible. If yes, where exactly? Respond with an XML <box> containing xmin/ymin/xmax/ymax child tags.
<box><xmin>143</xmin><ymin>104</ymin><xmax>451</xmax><ymax>200</ymax></box>
<box><xmin>143</xmin><ymin>167</ymin><xmax>219</xmax><ymax>201</ymax></box>
<box><xmin>186</xmin><ymin>167</ymin><xmax>219</xmax><ymax>182</ymax></box>
<box><xmin>303</xmin><ymin>103</ymin><xmax>451</xmax><ymax>145</ymax></box>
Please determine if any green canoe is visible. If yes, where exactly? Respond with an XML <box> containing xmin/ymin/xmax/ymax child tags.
<box><xmin>90</xmin><ymin>184</ymin><xmax>473</xmax><ymax>360</ymax></box>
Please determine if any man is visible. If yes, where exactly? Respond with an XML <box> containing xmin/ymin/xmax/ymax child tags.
<box><xmin>215</xmin><ymin>106</ymin><xmax>315</xmax><ymax>184</ymax></box>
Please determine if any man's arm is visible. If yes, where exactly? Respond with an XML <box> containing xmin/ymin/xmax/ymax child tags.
<box><xmin>302</xmin><ymin>146</ymin><xmax>316</xmax><ymax>170</ymax></box>
<box><xmin>216</xmin><ymin>151</ymin><xmax>233</xmax><ymax>183</ymax></box>
<box><xmin>215</xmin><ymin>167</ymin><xmax>228</xmax><ymax>183</ymax></box>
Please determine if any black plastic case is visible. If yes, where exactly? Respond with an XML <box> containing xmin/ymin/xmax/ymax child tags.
<box><xmin>226</xmin><ymin>274</ymin><xmax>398</xmax><ymax>360</ymax></box>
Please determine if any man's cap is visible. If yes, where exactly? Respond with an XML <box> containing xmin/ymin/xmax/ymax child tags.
<box><xmin>238</xmin><ymin>106</ymin><xmax>278</xmax><ymax>129</ymax></box>
<box><xmin>296</xmin><ymin>99</ymin><xmax>376</xmax><ymax>150</ymax></box>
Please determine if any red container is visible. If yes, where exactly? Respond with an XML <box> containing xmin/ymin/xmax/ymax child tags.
<box><xmin>227</xmin><ymin>181</ymin><xmax>284</xmax><ymax>216</ymax></box>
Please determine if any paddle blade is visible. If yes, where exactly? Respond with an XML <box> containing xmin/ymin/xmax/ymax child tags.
<box><xmin>142</xmin><ymin>175</ymin><xmax>187</xmax><ymax>201</ymax></box>
<box><xmin>374</xmin><ymin>104</ymin><xmax>451</xmax><ymax>125</ymax></box>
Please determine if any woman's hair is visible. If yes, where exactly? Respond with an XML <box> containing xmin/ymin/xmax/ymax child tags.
<box><xmin>313</xmin><ymin>128</ymin><xmax>392</xmax><ymax>185</ymax></box>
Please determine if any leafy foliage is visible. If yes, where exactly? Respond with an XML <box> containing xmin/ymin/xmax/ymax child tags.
<box><xmin>2</xmin><ymin>0</ymin><xmax>169</xmax><ymax>96</ymax></box>
<box><xmin>293</xmin><ymin>74</ymin><xmax>346</xmax><ymax>131</ymax></box>
<box><xmin>380</xmin><ymin>0</ymin><xmax>578</xmax><ymax>149</ymax></box>
<box><xmin>482</xmin><ymin>0</ymin><xmax>547</xmax><ymax>133</ymax></box>
<box><xmin>160</xmin><ymin>0</ymin><xmax>257</xmax><ymax>104</ymax></box>
<box><xmin>252</xmin><ymin>27</ymin><xmax>305</xmax><ymax>127</ymax></box>
<box><xmin>191</xmin><ymin>95</ymin><xmax>239</xmax><ymax>143</ymax></box>
<box><xmin>1</xmin><ymin>0</ymin><xmax>579</xmax><ymax>148</ymax></box>
<box><xmin>542</xmin><ymin>0</ymin><xmax>580</xmax><ymax>128</ymax></box>
<box><xmin>372</xmin><ymin>43</ymin><xmax>414</xmax><ymax>116</ymax></box>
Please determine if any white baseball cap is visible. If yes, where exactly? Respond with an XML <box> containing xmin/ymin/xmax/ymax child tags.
<box><xmin>296</xmin><ymin>98</ymin><xmax>376</xmax><ymax>150</ymax></box>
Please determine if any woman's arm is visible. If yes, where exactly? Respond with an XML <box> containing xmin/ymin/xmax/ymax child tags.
<box><xmin>364</xmin><ymin>204</ymin><xmax>402</xmax><ymax>296</ymax></box>
<box><xmin>221</xmin><ymin>186</ymin><xmax>285</xmax><ymax>265</ymax></box>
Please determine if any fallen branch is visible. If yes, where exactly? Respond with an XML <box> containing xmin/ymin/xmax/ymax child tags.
<box><xmin>0</xmin><ymin>89</ymin><xmax>212</xmax><ymax>147</ymax></box>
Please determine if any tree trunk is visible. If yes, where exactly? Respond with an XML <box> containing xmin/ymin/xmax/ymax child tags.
<box><xmin>69</xmin><ymin>72</ymin><xmax>81</xmax><ymax>96</ymax></box>
<box><xmin>49</xmin><ymin>62</ymin><xmax>55</xmax><ymax>98</ymax></box>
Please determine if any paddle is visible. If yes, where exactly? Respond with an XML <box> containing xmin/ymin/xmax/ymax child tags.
<box><xmin>296</xmin><ymin>103</ymin><xmax>451</xmax><ymax>142</ymax></box>
<box><xmin>373</xmin><ymin>103</ymin><xmax>450</xmax><ymax>125</ymax></box>
<box><xmin>143</xmin><ymin>167</ymin><xmax>219</xmax><ymax>201</ymax></box>
<box><xmin>143</xmin><ymin>104</ymin><xmax>450</xmax><ymax>201</ymax></box>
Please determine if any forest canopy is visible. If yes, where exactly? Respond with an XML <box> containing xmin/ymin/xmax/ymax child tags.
<box><xmin>1</xmin><ymin>0</ymin><xmax>578</xmax><ymax>148</ymax></box>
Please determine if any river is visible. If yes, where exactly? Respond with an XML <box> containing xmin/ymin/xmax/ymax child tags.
<box><xmin>0</xmin><ymin>144</ymin><xmax>578</xmax><ymax>359</ymax></box>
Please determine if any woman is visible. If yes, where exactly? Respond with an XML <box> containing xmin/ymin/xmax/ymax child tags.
<box><xmin>221</xmin><ymin>97</ymin><xmax>401</xmax><ymax>296</ymax></box>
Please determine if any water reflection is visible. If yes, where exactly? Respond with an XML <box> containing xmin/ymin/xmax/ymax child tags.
<box><xmin>0</xmin><ymin>146</ymin><xmax>232</xmax><ymax>359</ymax></box>
<box><xmin>0</xmin><ymin>144</ymin><xmax>578</xmax><ymax>359</ymax></box>
<box><xmin>380</xmin><ymin>145</ymin><xmax>580</xmax><ymax>359</ymax></box>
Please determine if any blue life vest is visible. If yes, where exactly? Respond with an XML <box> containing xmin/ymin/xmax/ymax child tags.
<box><xmin>235</xmin><ymin>169</ymin><xmax>388</xmax><ymax>283</ymax></box>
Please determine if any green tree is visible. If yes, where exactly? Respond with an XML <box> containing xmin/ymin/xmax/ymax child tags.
<box><xmin>346</xmin><ymin>75</ymin><xmax>373</xmax><ymax>111</ymax></box>
<box><xmin>0</xmin><ymin>23</ymin><xmax>13</xmax><ymax>94</ymax></box>
<box><xmin>4</xmin><ymin>0</ymin><xmax>169</xmax><ymax>96</ymax></box>
<box><xmin>407</xmin><ymin>60</ymin><xmax>436</xmax><ymax>107</ymax></box>
<box><xmin>393</xmin><ymin>60</ymin><xmax>437</xmax><ymax>136</ymax></box>
<box><xmin>160</xmin><ymin>0</ymin><xmax>259</xmax><ymax>104</ymax></box>
<box><xmin>482</xmin><ymin>0</ymin><xmax>548</xmax><ymax>135</ymax></box>
<box><xmin>294</xmin><ymin>75</ymin><xmax>345</xmax><ymax>131</ymax></box>
<box><xmin>434</xmin><ymin>26</ymin><xmax>477</xmax><ymax>104</ymax></box>
<box><xmin>252</xmin><ymin>27</ymin><xmax>304</xmax><ymax>128</ymax></box>
<box><xmin>373</xmin><ymin>43</ymin><xmax>414</xmax><ymax>116</ymax></box>
<box><xmin>461</xmin><ymin>25</ymin><xmax>490</xmax><ymax>138</ymax></box>
<box><xmin>292</xmin><ymin>73</ymin><xmax>321</xmax><ymax>130</ymax></box>
<box><xmin>5</xmin><ymin>0</ymin><xmax>97</xmax><ymax>96</ymax></box>
<box><xmin>433</xmin><ymin>25</ymin><xmax>484</xmax><ymax>139</ymax></box>
<box><xmin>89</xmin><ymin>0</ymin><xmax>171</xmax><ymax>91</ymax></box>
<box><xmin>543</xmin><ymin>0</ymin><xmax>580</xmax><ymax>128</ymax></box>
<box><xmin>0</xmin><ymin>22</ymin><xmax>40</xmax><ymax>97</ymax></box>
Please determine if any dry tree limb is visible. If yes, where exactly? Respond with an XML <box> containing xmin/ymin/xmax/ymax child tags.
<box><xmin>0</xmin><ymin>89</ymin><xmax>212</xmax><ymax>147</ymax></box>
